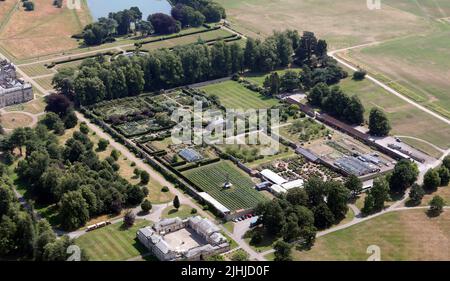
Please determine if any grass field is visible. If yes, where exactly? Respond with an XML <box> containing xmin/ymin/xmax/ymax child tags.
<box><xmin>76</xmin><ymin>220</ymin><xmax>154</xmax><ymax>261</ymax></box>
<box><xmin>0</xmin><ymin>0</ymin><xmax>91</xmax><ymax>60</ymax></box>
<box><xmin>0</xmin><ymin>112</ymin><xmax>34</xmax><ymax>129</ymax></box>
<box><xmin>20</xmin><ymin>63</ymin><xmax>55</xmax><ymax>77</ymax></box>
<box><xmin>244</xmin><ymin>68</ymin><xmax>302</xmax><ymax>86</ymax></box>
<box><xmin>162</xmin><ymin>204</ymin><xmax>193</xmax><ymax>219</ymax></box>
<box><xmin>294</xmin><ymin>209</ymin><xmax>450</xmax><ymax>260</ymax></box>
<box><xmin>34</xmin><ymin>76</ymin><xmax>54</xmax><ymax>91</ymax></box>
<box><xmin>339</xmin><ymin>77</ymin><xmax>450</xmax><ymax>149</ymax></box>
<box><xmin>183</xmin><ymin>160</ymin><xmax>266</xmax><ymax>211</ymax></box>
<box><xmin>217</xmin><ymin>0</ymin><xmax>432</xmax><ymax>48</ymax></box>
<box><xmin>346</xmin><ymin>28</ymin><xmax>450</xmax><ymax>120</ymax></box>
<box><xmin>200</xmin><ymin>80</ymin><xmax>279</xmax><ymax>109</ymax></box>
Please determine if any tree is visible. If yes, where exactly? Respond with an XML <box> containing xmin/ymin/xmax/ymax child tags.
<box><xmin>325</xmin><ymin>181</ymin><xmax>350</xmax><ymax>221</ymax></box>
<box><xmin>369</xmin><ymin>108</ymin><xmax>391</xmax><ymax>136</ymax></box>
<box><xmin>141</xmin><ymin>199</ymin><xmax>152</xmax><ymax>213</ymax></box>
<box><xmin>429</xmin><ymin>195</ymin><xmax>445</xmax><ymax>216</ymax></box>
<box><xmin>408</xmin><ymin>184</ymin><xmax>425</xmax><ymax>206</ymax></box>
<box><xmin>231</xmin><ymin>250</ymin><xmax>249</xmax><ymax>261</ymax></box>
<box><xmin>64</xmin><ymin>111</ymin><xmax>78</xmax><ymax>129</ymax></box>
<box><xmin>370</xmin><ymin>177</ymin><xmax>391</xmax><ymax>211</ymax></box>
<box><xmin>45</xmin><ymin>94</ymin><xmax>73</xmax><ymax>118</ymax></box>
<box><xmin>280</xmin><ymin>70</ymin><xmax>300</xmax><ymax>92</ymax></box>
<box><xmin>97</xmin><ymin>139</ymin><xmax>109</xmax><ymax>151</ymax></box>
<box><xmin>273</xmin><ymin>240</ymin><xmax>293</xmax><ymax>261</ymax></box>
<box><xmin>361</xmin><ymin>192</ymin><xmax>375</xmax><ymax>215</ymax></box>
<box><xmin>148</xmin><ymin>13</ymin><xmax>180</xmax><ymax>35</ymax></box>
<box><xmin>313</xmin><ymin>203</ymin><xmax>335</xmax><ymax>229</ymax></box>
<box><xmin>126</xmin><ymin>185</ymin><xmax>145</xmax><ymax>206</ymax></box>
<box><xmin>59</xmin><ymin>191</ymin><xmax>89</xmax><ymax>231</ymax></box>
<box><xmin>352</xmin><ymin>70</ymin><xmax>367</xmax><ymax>80</ymax></box>
<box><xmin>443</xmin><ymin>156</ymin><xmax>450</xmax><ymax>170</ymax></box>
<box><xmin>286</xmin><ymin>188</ymin><xmax>308</xmax><ymax>206</ymax></box>
<box><xmin>345</xmin><ymin>175</ymin><xmax>363</xmax><ymax>197</ymax></box>
<box><xmin>23</xmin><ymin>1</ymin><xmax>34</xmax><ymax>11</ymax></box>
<box><xmin>389</xmin><ymin>160</ymin><xmax>419</xmax><ymax>193</ymax></box>
<box><xmin>437</xmin><ymin>166</ymin><xmax>450</xmax><ymax>186</ymax></box>
<box><xmin>137</xmin><ymin>20</ymin><xmax>154</xmax><ymax>36</ymax></box>
<box><xmin>123</xmin><ymin>210</ymin><xmax>136</xmax><ymax>227</ymax></box>
<box><xmin>173</xmin><ymin>195</ymin><xmax>180</xmax><ymax>210</ymax></box>
<box><xmin>140</xmin><ymin>170</ymin><xmax>150</xmax><ymax>185</ymax></box>
<box><xmin>423</xmin><ymin>168</ymin><xmax>441</xmax><ymax>191</ymax></box>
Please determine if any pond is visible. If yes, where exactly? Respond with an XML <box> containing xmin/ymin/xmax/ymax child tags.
<box><xmin>86</xmin><ymin>0</ymin><xmax>172</xmax><ymax>21</ymax></box>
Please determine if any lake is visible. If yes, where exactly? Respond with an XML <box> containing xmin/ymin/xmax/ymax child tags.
<box><xmin>86</xmin><ymin>0</ymin><xmax>172</xmax><ymax>21</ymax></box>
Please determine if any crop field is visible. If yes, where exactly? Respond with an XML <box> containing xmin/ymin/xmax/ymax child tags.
<box><xmin>217</xmin><ymin>0</ymin><xmax>432</xmax><ymax>48</ymax></box>
<box><xmin>76</xmin><ymin>220</ymin><xmax>154</xmax><ymax>261</ymax></box>
<box><xmin>183</xmin><ymin>160</ymin><xmax>266</xmax><ymax>211</ymax></box>
<box><xmin>0</xmin><ymin>0</ymin><xmax>91</xmax><ymax>60</ymax></box>
<box><xmin>200</xmin><ymin>80</ymin><xmax>279</xmax><ymax>109</ymax></box>
<box><xmin>293</xmin><ymin>209</ymin><xmax>450</xmax><ymax>261</ymax></box>
<box><xmin>345</xmin><ymin>28</ymin><xmax>450</xmax><ymax>120</ymax></box>
<box><xmin>339</xmin><ymin>77</ymin><xmax>450</xmax><ymax>150</ymax></box>
<box><xmin>140</xmin><ymin>28</ymin><xmax>235</xmax><ymax>51</ymax></box>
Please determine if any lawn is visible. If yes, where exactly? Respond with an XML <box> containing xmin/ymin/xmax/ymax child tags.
<box><xmin>293</xmin><ymin>209</ymin><xmax>450</xmax><ymax>260</ymax></box>
<box><xmin>244</xmin><ymin>67</ymin><xmax>302</xmax><ymax>86</ymax></box>
<box><xmin>0</xmin><ymin>0</ymin><xmax>91</xmax><ymax>60</ymax></box>
<box><xmin>19</xmin><ymin>63</ymin><xmax>55</xmax><ymax>77</ymax></box>
<box><xmin>34</xmin><ymin>76</ymin><xmax>55</xmax><ymax>91</ymax></box>
<box><xmin>419</xmin><ymin>184</ymin><xmax>450</xmax><ymax>207</ymax></box>
<box><xmin>183</xmin><ymin>160</ymin><xmax>267</xmax><ymax>211</ymax></box>
<box><xmin>339</xmin><ymin>76</ymin><xmax>450</xmax><ymax>150</ymax></box>
<box><xmin>140</xmin><ymin>28</ymin><xmax>234</xmax><ymax>51</ymax></box>
<box><xmin>162</xmin><ymin>204</ymin><xmax>194</xmax><ymax>219</ymax></box>
<box><xmin>0</xmin><ymin>112</ymin><xmax>34</xmax><ymax>129</ymax></box>
<box><xmin>346</xmin><ymin>28</ymin><xmax>450</xmax><ymax>120</ymax></box>
<box><xmin>200</xmin><ymin>80</ymin><xmax>279</xmax><ymax>109</ymax></box>
<box><xmin>217</xmin><ymin>0</ymin><xmax>431</xmax><ymax>49</ymax></box>
<box><xmin>75</xmin><ymin>220</ymin><xmax>154</xmax><ymax>261</ymax></box>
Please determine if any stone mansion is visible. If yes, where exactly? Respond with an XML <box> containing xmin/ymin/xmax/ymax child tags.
<box><xmin>137</xmin><ymin>216</ymin><xmax>230</xmax><ymax>261</ymax></box>
<box><xmin>0</xmin><ymin>60</ymin><xmax>33</xmax><ymax>108</ymax></box>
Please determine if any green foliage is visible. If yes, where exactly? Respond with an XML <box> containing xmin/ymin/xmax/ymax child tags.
<box><xmin>123</xmin><ymin>210</ymin><xmax>136</xmax><ymax>227</ymax></box>
<box><xmin>369</xmin><ymin>108</ymin><xmax>391</xmax><ymax>136</ymax></box>
<box><xmin>408</xmin><ymin>184</ymin><xmax>425</xmax><ymax>206</ymax></box>
<box><xmin>273</xmin><ymin>240</ymin><xmax>293</xmax><ymax>261</ymax></box>
<box><xmin>423</xmin><ymin>168</ymin><xmax>441</xmax><ymax>191</ymax></box>
<box><xmin>231</xmin><ymin>250</ymin><xmax>249</xmax><ymax>261</ymax></box>
<box><xmin>345</xmin><ymin>175</ymin><xmax>363</xmax><ymax>197</ymax></box>
<box><xmin>438</xmin><ymin>166</ymin><xmax>450</xmax><ymax>186</ymax></box>
<box><xmin>352</xmin><ymin>70</ymin><xmax>367</xmax><ymax>80</ymax></box>
<box><xmin>97</xmin><ymin>138</ymin><xmax>109</xmax><ymax>151</ymax></box>
<box><xmin>429</xmin><ymin>195</ymin><xmax>445</xmax><ymax>216</ymax></box>
<box><xmin>362</xmin><ymin>177</ymin><xmax>390</xmax><ymax>215</ymax></box>
<box><xmin>389</xmin><ymin>160</ymin><xmax>419</xmax><ymax>193</ymax></box>
<box><xmin>59</xmin><ymin>190</ymin><xmax>90</xmax><ymax>231</ymax></box>
<box><xmin>140</xmin><ymin>199</ymin><xmax>152</xmax><ymax>213</ymax></box>
<box><xmin>173</xmin><ymin>196</ymin><xmax>180</xmax><ymax>210</ymax></box>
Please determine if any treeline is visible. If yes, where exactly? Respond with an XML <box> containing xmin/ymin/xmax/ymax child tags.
<box><xmin>80</xmin><ymin>1</ymin><xmax>226</xmax><ymax>46</ymax></box>
<box><xmin>308</xmin><ymin>83</ymin><xmax>365</xmax><ymax>125</ymax></box>
<box><xmin>171</xmin><ymin>0</ymin><xmax>226</xmax><ymax>23</ymax></box>
<box><xmin>253</xmin><ymin>177</ymin><xmax>351</xmax><ymax>259</ymax></box>
<box><xmin>0</xmin><ymin>168</ymin><xmax>85</xmax><ymax>260</ymax></box>
<box><xmin>1</xmin><ymin>119</ymin><xmax>147</xmax><ymax>231</ymax></box>
<box><xmin>55</xmin><ymin>30</ymin><xmax>347</xmax><ymax>106</ymax></box>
